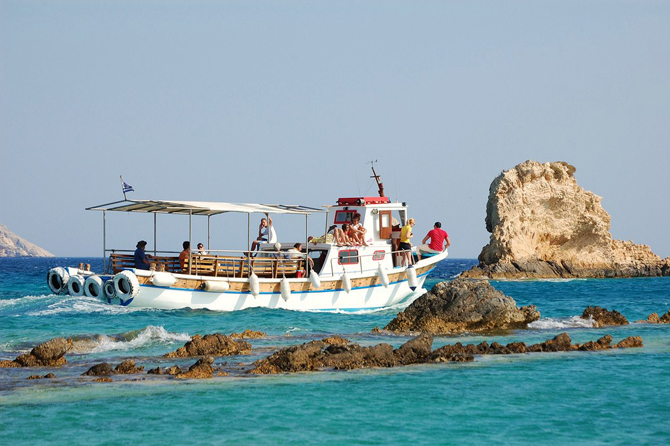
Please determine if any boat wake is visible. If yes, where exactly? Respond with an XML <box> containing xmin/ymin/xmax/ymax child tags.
<box><xmin>528</xmin><ymin>315</ymin><xmax>595</xmax><ymax>330</ymax></box>
<box><xmin>69</xmin><ymin>326</ymin><xmax>191</xmax><ymax>354</ymax></box>
<box><xmin>26</xmin><ymin>295</ymin><xmax>154</xmax><ymax>316</ymax></box>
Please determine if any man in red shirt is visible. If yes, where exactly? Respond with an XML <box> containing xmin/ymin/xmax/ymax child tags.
<box><xmin>416</xmin><ymin>222</ymin><xmax>450</xmax><ymax>260</ymax></box>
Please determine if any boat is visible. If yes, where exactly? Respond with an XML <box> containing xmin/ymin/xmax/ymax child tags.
<box><xmin>46</xmin><ymin>169</ymin><xmax>448</xmax><ymax>311</ymax></box>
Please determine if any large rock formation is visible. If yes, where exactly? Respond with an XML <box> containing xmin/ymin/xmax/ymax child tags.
<box><xmin>384</xmin><ymin>279</ymin><xmax>540</xmax><ymax>334</ymax></box>
<box><xmin>0</xmin><ymin>224</ymin><xmax>54</xmax><ymax>257</ymax></box>
<box><xmin>462</xmin><ymin>161</ymin><xmax>670</xmax><ymax>279</ymax></box>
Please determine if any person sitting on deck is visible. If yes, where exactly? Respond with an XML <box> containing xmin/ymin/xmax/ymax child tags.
<box><xmin>197</xmin><ymin>243</ymin><xmax>207</xmax><ymax>256</ymax></box>
<box><xmin>134</xmin><ymin>240</ymin><xmax>153</xmax><ymax>270</ymax></box>
<box><xmin>334</xmin><ymin>223</ymin><xmax>355</xmax><ymax>246</ymax></box>
<box><xmin>179</xmin><ymin>241</ymin><xmax>191</xmax><ymax>272</ymax></box>
<box><xmin>250</xmin><ymin>213</ymin><xmax>277</xmax><ymax>253</ymax></box>
<box><xmin>288</xmin><ymin>242</ymin><xmax>314</xmax><ymax>270</ymax></box>
<box><xmin>416</xmin><ymin>222</ymin><xmax>450</xmax><ymax>260</ymax></box>
<box><xmin>349</xmin><ymin>213</ymin><xmax>368</xmax><ymax>246</ymax></box>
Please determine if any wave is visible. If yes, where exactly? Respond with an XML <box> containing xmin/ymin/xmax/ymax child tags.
<box><xmin>528</xmin><ymin>315</ymin><xmax>595</xmax><ymax>330</ymax></box>
<box><xmin>69</xmin><ymin>326</ymin><xmax>191</xmax><ymax>354</ymax></box>
<box><xmin>0</xmin><ymin>294</ymin><xmax>56</xmax><ymax>309</ymax></box>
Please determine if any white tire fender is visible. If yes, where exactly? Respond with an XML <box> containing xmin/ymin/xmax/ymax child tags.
<box><xmin>47</xmin><ymin>267</ymin><xmax>70</xmax><ymax>295</ymax></box>
<box><xmin>114</xmin><ymin>270</ymin><xmax>140</xmax><ymax>300</ymax></box>
<box><xmin>84</xmin><ymin>275</ymin><xmax>104</xmax><ymax>298</ymax></box>
<box><xmin>68</xmin><ymin>275</ymin><xmax>86</xmax><ymax>297</ymax></box>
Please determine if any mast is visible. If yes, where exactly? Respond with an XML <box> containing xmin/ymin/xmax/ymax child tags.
<box><xmin>369</xmin><ymin>161</ymin><xmax>385</xmax><ymax>198</ymax></box>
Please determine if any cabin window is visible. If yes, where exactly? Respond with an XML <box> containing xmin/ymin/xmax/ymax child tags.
<box><xmin>338</xmin><ymin>249</ymin><xmax>359</xmax><ymax>265</ymax></box>
<box><xmin>334</xmin><ymin>210</ymin><xmax>356</xmax><ymax>224</ymax></box>
<box><xmin>372</xmin><ymin>250</ymin><xmax>385</xmax><ymax>261</ymax></box>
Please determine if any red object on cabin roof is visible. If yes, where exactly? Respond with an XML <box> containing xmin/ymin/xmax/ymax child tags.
<box><xmin>337</xmin><ymin>197</ymin><xmax>390</xmax><ymax>206</ymax></box>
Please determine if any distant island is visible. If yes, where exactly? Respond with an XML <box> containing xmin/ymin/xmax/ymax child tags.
<box><xmin>461</xmin><ymin>160</ymin><xmax>670</xmax><ymax>279</ymax></box>
<box><xmin>0</xmin><ymin>224</ymin><xmax>54</xmax><ymax>257</ymax></box>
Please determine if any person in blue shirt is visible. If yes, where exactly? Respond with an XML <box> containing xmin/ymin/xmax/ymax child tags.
<box><xmin>134</xmin><ymin>240</ymin><xmax>152</xmax><ymax>270</ymax></box>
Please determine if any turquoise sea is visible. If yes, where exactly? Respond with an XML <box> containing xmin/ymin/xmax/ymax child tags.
<box><xmin>1</xmin><ymin>257</ymin><xmax>670</xmax><ymax>445</ymax></box>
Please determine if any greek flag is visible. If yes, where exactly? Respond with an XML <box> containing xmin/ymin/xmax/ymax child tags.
<box><xmin>123</xmin><ymin>182</ymin><xmax>134</xmax><ymax>193</ymax></box>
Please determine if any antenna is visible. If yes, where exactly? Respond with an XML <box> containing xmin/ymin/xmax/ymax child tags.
<box><xmin>368</xmin><ymin>160</ymin><xmax>385</xmax><ymax>198</ymax></box>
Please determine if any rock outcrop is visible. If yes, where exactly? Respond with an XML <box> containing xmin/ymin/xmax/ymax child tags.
<box><xmin>0</xmin><ymin>337</ymin><xmax>72</xmax><ymax>368</ymax></box>
<box><xmin>250</xmin><ymin>333</ymin><xmax>642</xmax><ymax>375</ymax></box>
<box><xmin>164</xmin><ymin>334</ymin><xmax>252</xmax><ymax>358</ymax></box>
<box><xmin>461</xmin><ymin>161</ymin><xmax>670</xmax><ymax>279</ymax></box>
<box><xmin>383</xmin><ymin>279</ymin><xmax>540</xmax><ymax>334</ymax></box>
<box><xmin>0</xmin><ymin>224</ymin><xmax>54</xmax><ymax>257</ymax></box>
<box><xmin>581</xmin><ymin>306</ymin><xmax>628</xmax><ymax>327</ymax></box>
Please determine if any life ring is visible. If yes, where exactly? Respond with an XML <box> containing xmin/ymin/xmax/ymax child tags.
<box><xmin>113</xmin><ymin>270</ymin><xmax>140</xmax><ymax>302</ymax></box>
<box><xmin>103</xmin><ymin>279</ymin><xmax>117</xmax><ymax>302</ymax></box>
<box><xmin>47</xmin><ymin>267</ymin><xmax>70</xmax><ymax>295</ymax></box>
<box><xmin>68</xmin><ymin>275</ymin><xmax>86</xmax><ymax>297</ymax></box>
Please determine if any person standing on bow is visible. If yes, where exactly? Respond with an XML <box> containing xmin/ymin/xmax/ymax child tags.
<box><xmin>399</xmin><ymin>218</ymin><xmax>415</xmax><ymax>266</ymax></box>
<box><xmin>251</xmin><ymin>213</ymin><xmax>277</xmax><ymax>253</ymax></box>
<box><xmin>416</xmin><ymin>222</ymin><xmax>450</xmax><ymax>260</ymax></box>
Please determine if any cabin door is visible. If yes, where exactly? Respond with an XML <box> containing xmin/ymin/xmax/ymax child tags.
<box><xmin>379</xmin><ymin>211</ymin><xmax>392</xmax><ymax>239</ymax></box>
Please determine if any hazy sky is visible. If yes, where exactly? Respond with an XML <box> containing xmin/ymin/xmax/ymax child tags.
<box><xmin>1</xmin><ymin>0</ymin><xmax>669</xmax><ymax>258</ymax></box>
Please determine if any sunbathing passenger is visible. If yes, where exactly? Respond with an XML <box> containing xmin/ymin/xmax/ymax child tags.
<box><xmin>334</xmin><ymin>224</ymin><xmax>355</xmax><ymax>246</ymax></box>
<box><xmin>349</xmin><ymin>213</ymin><xmax>368</xmax><ymax>246</ymax></box>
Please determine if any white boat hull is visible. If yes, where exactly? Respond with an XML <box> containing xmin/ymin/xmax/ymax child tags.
<box><xmin>128</xmin><ymin>274</ymin><xmax>429</xmax><ymax>311</ymax></box>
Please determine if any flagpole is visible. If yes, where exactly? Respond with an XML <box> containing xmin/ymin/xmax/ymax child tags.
<box><xmin>120</xmin><ymin>175</ymin><xmax>127</xmax><ymax>200</ymax></box>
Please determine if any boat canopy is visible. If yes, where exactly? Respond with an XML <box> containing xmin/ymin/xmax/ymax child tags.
<box><xmin>86</xmin><ymin>199</ymin><xmax>323</xmax><ymax>216</ymax></box>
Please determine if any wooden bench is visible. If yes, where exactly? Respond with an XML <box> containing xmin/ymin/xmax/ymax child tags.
<box><xmin>110</xmin><ymin>253</ymin><xmax>303</xmax><ymax>278</ymax></box>
<box><xmin>110</xmin><ymin>253</ymin><xmax>181</xmax><ymax>274</ymax></box>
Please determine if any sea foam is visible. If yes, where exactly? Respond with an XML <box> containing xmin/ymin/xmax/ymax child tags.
<box><xmin>528</xmin><ymin>315</ymin><xmax>595</xmax><ymax>330</ymax></box>
<box><xmin>69</xmin><ymin>326</ymin><xmax>191</xmax><ymax>354</ymax></box>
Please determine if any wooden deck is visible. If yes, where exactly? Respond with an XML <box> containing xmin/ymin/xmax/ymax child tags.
<box><xmin>110</xmin><ymin>253</ymin><xmax>304</xmax><ymax>278</ymax></box>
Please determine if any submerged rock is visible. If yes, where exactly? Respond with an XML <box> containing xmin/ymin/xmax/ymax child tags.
<box><xmin>384</xmin><ymin>279</ymin><xmax>540</xmax><ymax>334</ymax></box>
<box><xmin>27</xmin><ymin>373</ymin><xmax>56</xmax><ymax>380</ymax></box>
<box><xmin>164</xmin><ymin>334</ymin><xmax>251</xmax><ymax>358</ymax></box>
<box><xmin>460</xmin><ymin>160</ymin><xmax>670</xmax><ymax>279</ymax></box>
<box><xmin>115</xmin><ymin>359</ymin><xmax>144</xmax><ymax>374</ymax></box>
<box><xmin>229</xmin><ymin>330</ymin><xmax>266</xmax><ymax>339</ymax></box>
<box><xmin>581</xmin><ymin>306</ymin><xmax>628</xmax><ymax>327</ymax></box>
<box><xmin>175</xmin><ymin>356</ymin><xmax>215</xmax><ymax>379</ymax></box>
<box><xmin>83</xmin><ymin>363</ymin><xmax>115</xmax><ymax>376</ymax></box>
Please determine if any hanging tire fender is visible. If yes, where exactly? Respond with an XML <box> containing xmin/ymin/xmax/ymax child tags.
<box><xmin>84</xmin><ymin>275</ymin><xmax>104</xmax><ymax>298</ymax></box>
<box><xmin>113</xmin><ymin>270</ymin><xmax>140</xmax><ymax>301</ymax></box>
<box><xmin>47</xmin><ymin>267</ymin><xmax>70</xmax><ymax>295</ymax></box>
<box><xmin>68</xmin><ymin>275</ymin><xmax>86</xmax><ymax>297</ymax></box>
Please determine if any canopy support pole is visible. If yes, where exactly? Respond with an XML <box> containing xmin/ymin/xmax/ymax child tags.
<box><xmin>247</xmin><ymin>213</ymin><xmax>251</xmax><ymax>272</ymax></box>
<box><xmin>153</xmin><ymin>213</ymin><xmax>157</xmax><ymax>257</ymax></box>
<box><xmin>305</xmin><ymin>214</ymin><xmax>309</xmax><ymax>270</ymax></box>
<box><xmin>207</xmin><ymin>215</ymin><xmax>211</xmax><ymax>250</ymax></box>
<box><xmin>188</xmin><ymin>210</ymin><xmax>192</xmax><ymax>275</ymax></box>
<box><xmin>103</xmin><ymin>210</ymin><xmax>107</xmax><ymax>273</ymax></box>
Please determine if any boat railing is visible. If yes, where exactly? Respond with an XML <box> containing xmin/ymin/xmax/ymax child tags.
<box><xmin>326</xmin><ymin>248</ymin><xmax>415</xmax><ymax>276</ymax></box>
<box><xmin>107</xmin><ymin>249</ymin><xmax>305</xmax><ymax>279</ymax></box>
